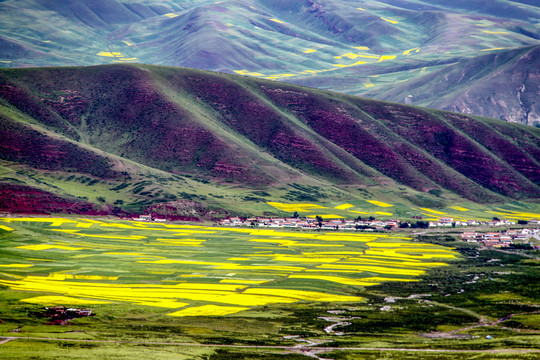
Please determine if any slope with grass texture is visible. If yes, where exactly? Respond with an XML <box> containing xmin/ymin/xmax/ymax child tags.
<box><xmin>0</xmin><ymin>64</ymin><xmax>539</xmax><ymax>215</ymax></box>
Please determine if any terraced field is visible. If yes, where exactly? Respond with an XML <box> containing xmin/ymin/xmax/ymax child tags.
<box><xmin>0</xmin><ymin>217</ymin><xmax>460</xmax><ymax>316</ymax></box>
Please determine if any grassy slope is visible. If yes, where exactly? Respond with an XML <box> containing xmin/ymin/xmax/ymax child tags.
<box><xmin>0</xmin><ymin>64</ymin><xmax>540</xmax><ymax>216</ymax></box>
<box><xmin>374</xmin><ymin>45</ymin><xmax>540</xmax><ymax>126</ymax></box>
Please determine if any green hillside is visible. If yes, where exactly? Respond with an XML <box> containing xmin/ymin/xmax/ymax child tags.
<box><xmin>1</xmin><ymin>1</ymin><xmax>539</xmax><ymax>124</ymax></box>
<box><xmin>0</xmin><ymin>64</ymin><xmax>539</xmax><ymax>217</ymax></box>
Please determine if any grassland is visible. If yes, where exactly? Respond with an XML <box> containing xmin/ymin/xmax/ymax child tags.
<box><xmin>0</xmin><ymin>216</ymin><xmax>539</xmax><ymax>359</ymax></box>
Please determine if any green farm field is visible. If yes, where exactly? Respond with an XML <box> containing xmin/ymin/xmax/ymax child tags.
<box><xmin>0</xmin><ymin>216</ymin><xmax>539</xmax><ymax>359</ymax></box>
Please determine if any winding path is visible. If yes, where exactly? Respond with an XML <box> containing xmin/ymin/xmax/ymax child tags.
<box><xmin>1</xmin><ymin>336</ymin><xmax>539</xmax><ymax>355</ymax></box>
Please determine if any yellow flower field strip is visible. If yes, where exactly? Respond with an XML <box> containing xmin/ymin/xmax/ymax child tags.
<box><xmin>365</xmin><ymin>200</ymin><xmax>393</xmax><ymax>208</ymax></box>
<box><xmin>244</xmin><ymin>288</ymin><xmax>364</xmax><ymax>302</ymax></box>
<box><xmin>313</xmin><ymin>264</ymin><xmax>426</xmax><ymax>276</ymax></box>
<box><xmin>100</xmin><ymin>223</ymin><xmax>216</xmax><ymax>234</ymax></box>
<box><xmin>403</xmin><ymin>47</ymin><xmax>420</xmax><ymax>55</ymax></box>
<box><xmin>227</xmin><ymin>257</ymin><xmax>251</xmax><ymax>261</ymax></box>
<box><xmin>324</xmin><ymin>257</ymin><xmax>442</xmax><ymax>269</ymax></box>
<box><xmin>378</xmin><ymin>55</ymin><xmax>397</xmax><ymax>62</ymax></box>
<box><xmin>145</xmin><ymin>239</ymin><xmax>205</xmax><ymax>247</ymax></box>
<box><xmin>489</xmin><ymin>210</ymin><xmax>540</xmax><ymax>219</ymax></box>
<box><xmin>380</xmin><ymin>17</ymin><xmax>399</xmax><ymax>24</ymax></box>
<box><xmin>21</xmin><ymin>295</ymin><xmax>110</xmax><ymax>306</ymax></box>
<box><xmin>103</xmin><ymin>252</ymin><xmax>166</xmax><ymax>259</ymax></box>
<box><xmin>332</xmin><ymin>60</ymin><xmax>368</xmax><ymax>68</ymax></box>
<box><xmin>267</xmin><ymin>202</ymin><xmax>328</xmax><ymax>212</ymax></box>
<box><xmin>0</xmin><ymin>264</ymin><xmax>33</xmax><ymax>268</ymax></box>
<box><xmin>307</xmin><ymin>214</ymin><xmax>345</xmax><ymax>219</ymax></box>
<box><xmin>75</xmin><ymin>222</ymin><xmax>94</xmax><ymax>228</ymax></box>
<box><xmin>219</xmin><ymin>279</ymin><xmax>270</xmax><ymax>284</ymax></box>
<box><xmin>340</xmin><ymin>258</ymin><xmax>449</xmax><ymax>268</ymax></box>
<box><xmin>302</xmin><ymin>251</ymin><xmax>368</xmax><ymax>255</ymax></box>
<box><xmin>365</xmin><ymin>242</ymin><xmax>448</xmax><ymax>248</ymax></box>
<box><xmin>17</xmin><ymin>244</ymin><xmax>86</xmax><ymax>251</ymax></box>
<box><xmin>78</xmin><ymin>219</ymin><xmax>105</xmax><ymax>224</ymax></box>
<box><xmin>420</xmin><ymin>208</ymin><xmax>447</xmax><ymax>214</ymax></box>
<box><xmin>234</xmin><ymin>70</ymin><xmax>266</xmax><ymax>76</ymax></box>
<box><xmin>168</xmin><ymin>305</ymin><xmax>249</xmax><ymax>317</ymax></box>
<box><xmin>448</xmin><ymin>206</ymin><xmax>469</xmax><ymax>211</ymax></box>
<box><xmin>365</xmin><ymin>249</ymin><xmax>457</xmax><ymax>259</ymax></box>
<box><xmin>249</xmin><ymin>239</ymin><xmax>346</xmax><ymax>247</ymax></box>
<box><xmin>288</xmin><ymin>274</ymin><xmax>380</xmax><ymax>286</ymax></box>
<box><xmin>1</xmin><ymin>217</ymin><xmax>78</xmax><ymax>226</ymax></box>
<box><xmin>26</xmin><ymin>258</ymin><xmax>56</xmax><ymax>262</ymax></box>
<box><xmin>138</xmin><ymin>259</ymin><xmax>306</xmax><ymax>272</ymax></box>
<box><xmin>50</xmin><ymin>229</ymin><xmax>147</xmax><ymax>240</ymax></box>
<box><xmin>268</xmin><ymin>255</ymin><xmax>344</xmax><ymax>263</ymax></box>
<box><xmin>360</xmin><ymin>276</ymin><xmax>419</xmax><ymax>283</ymax></box>
<box><xmin>0</xmin><ymin>225</ymin><xmax>14</xmax><ymax>231</ymax></box>
<box><xmin>1</xmin><ymin>277</ymin><xmax>361</xmax><ymax>308</ymax></box>
<box><xmin>155</xmin><ymin>238</ymin><xmax>206</xmax><ymax>242</ymax></box>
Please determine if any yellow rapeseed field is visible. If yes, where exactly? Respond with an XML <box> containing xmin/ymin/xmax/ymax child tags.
<box><xmin>366</xmin><ymin>200</ymin><xmax>393</xmax><ymax>207</ymax></box>
<box><xmin>267</xmin><ymin>202</ymin><xmax>327</xmax><ymax>212</ymax></box>
<box><xmin>334</xmin><ymin>203</ymin><xmax>354</xmax><ymax>210</ymax></box>
<box><xmin>448</xmin><ymin>206</ymin><xmax>469</xmax><ymax>211</ymax></box>
<box><xmin>21</xmin><ymin>295</ymin><xmax>110</xmax><ymax>306</ymax></box>
<box><xmin>0</xmin><ymin>216</ymin><xmax>464</xmax><ymax>315</ymax></box>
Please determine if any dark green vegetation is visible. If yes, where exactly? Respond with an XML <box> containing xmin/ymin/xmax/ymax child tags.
<box><xmin>0</xmin><ymin>222</ymin><xmax>539</xmax><ymax>359</ymax></box>
<box><xmin>1</xmin><ymin>1</ymin><xmax>539</xmax><ymax>125</ymax></box>
<box><xmin>1</xmin><ymin>64</ymin><xmax>540</xmax><ymax>216</ymax></box>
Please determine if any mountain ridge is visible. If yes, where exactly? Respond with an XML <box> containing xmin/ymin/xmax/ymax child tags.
<box><xmin>1</xmin><ymin>0</ymin><xmax>540</xmax><ymax>125</ymax></box>
<box><xmin>1</xmin><ymin>64</ymin><xmax>539</xmax><ymax>216</ymax></box>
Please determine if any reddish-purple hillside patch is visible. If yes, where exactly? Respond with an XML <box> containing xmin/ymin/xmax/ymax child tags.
<box><xmin>356</xmin><ymin>100</ymin><xmax>539</xmax><ymax>197</ymax></box>
<box><xmin>0</xmin><ymin>183</ymin><xmax>102</xmax><ymax>215</ymax></box>
<box><xmin>259</xmin><ymin>85</ymin><xmax>434</xmax><ymax>190</ymax></box>
<box><xmin>176</xmin><ymin>73</ymin><xmax>360</xmax><ymax>183</ymax></box>
<box><xmin>0</xmin><ymin>117</ymin><xmax>118</xmax><ymax>178</ymax></box>
<box><xmin>443</xmin><ymin>113</ymin><xmax>540</xmax><ymax>186</ymax></box>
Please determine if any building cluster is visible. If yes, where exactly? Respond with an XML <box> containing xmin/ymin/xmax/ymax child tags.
<box><xmin>427</xmin><ymin>217</ymin><xmax>532</xmax><ymax>227</ymax></box>
<box><xmin>460</xmin><ymin>228</ymin><xmax>539</xmax><ymax>248</ymax></box>
<box><xmin>220</xmin><ymin>217</ymin><xmax>399</xmax><ymax>230</ymax></box>
<box><xmin>39</xmin><ymin>306</ymin><xmax>94</xmax><ymax>325</ymax></box>
<box><xmin>132</xmin><ymin>214</ymin><xmax>166</xmax><ymax>222</ymax></box>
<box><xmin>219</xmin><ymin>216</ymin><xmax>540</xmax><ymax>234</ymax></box>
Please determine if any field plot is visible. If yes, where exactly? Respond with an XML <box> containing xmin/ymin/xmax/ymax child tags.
<box><xmin>0</xmin><ymin>217</ymin><xmax>458</xmax><ymax>317</ymax></box>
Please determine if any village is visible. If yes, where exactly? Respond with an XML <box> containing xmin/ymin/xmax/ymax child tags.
<box><xmin>129</xmin><ymin>213</ymin><xmax>540</xmax><ymax>249</ymax></box>
<box><xmin>218</xmin><ymin>215</ymin><xmax>539</xmax><ymax>230</ymax></box>
<box><xmin>460</xmin><ymin>228</ymin><xmax>540</xmax><ymax>248</ymax></box>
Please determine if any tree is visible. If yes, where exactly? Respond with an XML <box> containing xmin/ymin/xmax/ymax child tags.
<box><xmin>368</xmin><ymin>216</ymin><xmax>375</xmax><ymax>221</ymax></box>
<box><xmin>293</xmin><ymin>211</ymin><xmax>299</xmax><ymax>218</ymax></box>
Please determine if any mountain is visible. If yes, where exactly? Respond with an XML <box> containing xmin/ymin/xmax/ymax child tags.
<box><xmin>1</xmin><ymin>64</ymin><xmax>539</xmax><ymax>216</ymax></box>
<box><xmin>370</xmin><ymin>45</ymin><xmax>540</xmax><ymax>126</ymax></box>
<box><xmin>1</xmin><ymin>1</ymin><xmax>539</xmax><ymax>125</ymax></box>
